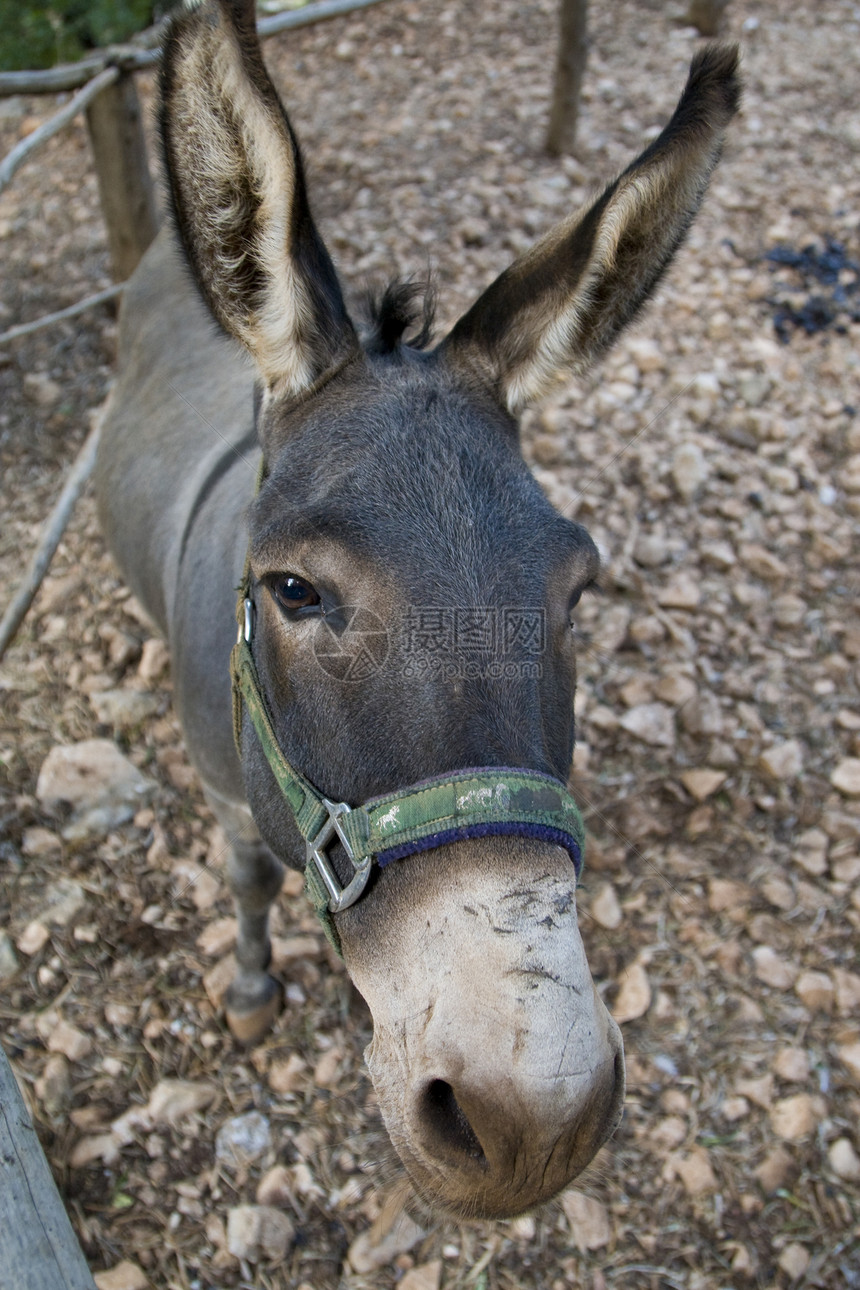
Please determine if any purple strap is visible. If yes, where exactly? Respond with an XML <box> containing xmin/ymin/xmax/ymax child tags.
<box><xmin>377</xmin><ymin>821</ymin><xmax>583</xmax><ymax>878</ymax></box>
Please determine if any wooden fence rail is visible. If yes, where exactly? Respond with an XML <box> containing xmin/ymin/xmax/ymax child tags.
<box><xmin>0</xmin><ymin>66</ymin><xmax>119</xmax><ymax>196</ymax></box>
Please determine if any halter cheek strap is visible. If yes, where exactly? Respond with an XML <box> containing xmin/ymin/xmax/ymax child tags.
<box><xmin>229</xmin><ymin>545</ymin><xmax>585</xmax><ymax>955</ymax></box>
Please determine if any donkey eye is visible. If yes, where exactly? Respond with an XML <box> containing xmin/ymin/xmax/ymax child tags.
<box><xmin>568</xmin><ymin>579</ymin><xmax>599</xmax><ymax>623</ymax></box>
<box><xmin>269</xmin><ymin>575</ymin><xmax>322</xmax><ymax>614</ymax></box>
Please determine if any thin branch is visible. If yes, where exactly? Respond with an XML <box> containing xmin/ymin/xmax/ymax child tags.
<box><xmin>0</xmin><ymin>36</ymin><xmax>162</xmax><ymax>95</ymax></box>
<box><xmin>0</xmin><ymin>66</ymin><xmax>118</xmax><ymax>196</ymax></box>
<box><xmin>0</xmin><ymin>418</ymin><xmax>103</xmax><ymax>663</ymax></box>
<box><xmin>0</xmin><ymin>284</ymin><xmax>124</xmax><ymax>346</ymax></box>
<box><xmin>0</xmin><ymin>55</ymin><xmax>109</xmax><ymax>96</ymax></box>
<box><xmin>257</xmin><ymin>0</ymin><xmax>391</xmax><ymax>38</ymax></box>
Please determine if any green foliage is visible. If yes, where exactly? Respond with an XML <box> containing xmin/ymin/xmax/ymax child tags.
<box><xmin>0</xmin><ymin>1</ymin><xmax>157</xmax><ymax>71</ymax></box>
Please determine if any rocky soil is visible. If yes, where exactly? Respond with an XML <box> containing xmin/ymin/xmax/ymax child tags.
<box><xmin>1</xmin><ymin>1</ymin><xmax>859</xmax><ymax>1287</ymax></box>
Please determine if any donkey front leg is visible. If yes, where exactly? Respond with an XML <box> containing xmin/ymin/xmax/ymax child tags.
<box><xmin>225</xmin><ymin>834</ymin><xmax>285</xmax><ymax>1043</ymax></box>
<box><xmin>205</xmin><ymin>787</ymin><xmax>285</xmax><ymax>1043</ymax></box>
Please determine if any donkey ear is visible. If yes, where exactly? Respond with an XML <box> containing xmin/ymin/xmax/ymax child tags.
<box><xmin>440</xmin><ymin>45</ymin><xmax>740</xmax><ymax>414</ymax></box>
<box><xmin>159</xmin><ymin>0</ymin><xmax>356</xmax><ymax>396</ymax></box>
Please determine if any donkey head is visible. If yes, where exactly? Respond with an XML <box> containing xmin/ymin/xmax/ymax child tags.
<box><xmin>160</xmin><ymin>0</ymin><xmax>739</xmax><ymax>1218</ymax></box>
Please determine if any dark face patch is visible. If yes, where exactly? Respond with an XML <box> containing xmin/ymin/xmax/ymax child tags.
<box><xmin>241</xmin><ymin>353</ymin><xmax>598</xmax><ymax>860</ymax></box>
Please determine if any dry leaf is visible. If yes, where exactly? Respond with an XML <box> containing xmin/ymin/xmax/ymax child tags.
<box><xmin>772</xmin><ymin>1047</ymin><xmax>810</xmax><ymax>1083</ymax></box>
<box><xmin>70</xmin><ymin>1132</ymin><xmax>120</xmax><ymax>1168</ymax></box>
<box><xmin>680</xmin><ymin>768</ymin><xmax>726</xmax><ymax>801</ymax></box>
<box><xmin>348</xmin><ymin>1212</ymin><xmax>426</xmax><ymax>1273</ymax></box>
<box><xmin>47</xmin><ymin>1020</ymin><xmax>92</xmax><ymax>1063</ymax></box>
<box><xmin>93</xmin><ymin>1262</ymin><xmax>150</xmax><ymax>1290</ymax></box>
<box><xmin>196</xmin><ymin>917</ymin><xmax>237</xmax><ymax>956</ymax></box>
<box><xmin>837</xmin><ymin>1041</ymin><xmax>860</xmax><ymax>1081</ymax></box>
<box><xmin>257</xmin><ymin>1165</ymin><xmax>295</xmax><ymax>1207</ymax></box>
<box><xmin>612</xmin><ymin>961</ymin><xmax>651</xmax><ymax>1023</ymax></box>
<box><xmin>202</xmin><ymin>954</ymin><xmax>236</xmax><ymax>1007</ymax></box>
<box><xmin>795</xmin><ymin>970</ymin><xmax>834</xmax><ymax>1012</ymax></box>
<box><xmin>832</xmin><ymin>967</ymin><xmax>860</xmax><ymax>1014</ymax></box>
<box><xmin>769</xmin><ymin>1094</ymin><xmax>819</xmax><ymax>1141</ymax></box>
<box><xmin>146</xmin><ymin>1079</ymin><xmax>217</xmax><ymax>1126</ymax></box>
<box><xmin>735</xmin><ymin>1075</ymin><xmax>773</xmax><ymax>1109</ymax></box>
<box><xmin>17</xmin><ymin>921</ymin><xmax>50</xmax><ymax>955</ymax></box>
<box><xmin>778</xmin><ymin>1243</ymin><xmax>810</xmax><ymax>1280</ymax></box>
<box><xmin>561</xmin><ymin>1190</ymin><xmax>612</xmax><ymax>1251</ymax></box>
<box><xmin>313</xmin><ymin>1046</ymin><xmax>342</xmax><ymax>1088</ymax></box>
<box><xmin>751</xmin><ymin>946</ymin><xmax>797</xmax><ymax>990</ymax></box>
<box><xmin>828</xmin><ymin>1137</ymin><xmax>860</xmax><ymax>1180</ymax></box>
<box><xmin>590</xmin><ymin>882</ymin><xmax>622</xmax><ymax>929</ymax></box>
<box><xmin>674</xmin><ymin>1147</ymin><xmax>718</xmax><ymax>1196</ymax></box>
<box><xmin>755</xmin><ymin>1146</ymin><xmax>793</xmax><ymax>1193</ymax></box>
<box><xmin>831</xmin><ymin>758</ymin><xmax>860</xmax><ymax>796</ymax></box>
<box><xmin>399</xmin><ymin>1261</ymin><xmax>442</xmax><ymax>1290</ymax></box>
<box><xmin>269</xmin><ymin>1054</ymin><xmax>307</xmax><ymax>1094</ymax></box>
<box><xmin>227</xmin><ymin>1205</ymin><xmax>294</xmax><ymax>1263</ymax></box>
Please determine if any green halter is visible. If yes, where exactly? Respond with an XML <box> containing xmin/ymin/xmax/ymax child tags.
<box><xmin>230</xmin><ymin>529</ymin><xmax>585</xmax><ymax>954</ymax></box>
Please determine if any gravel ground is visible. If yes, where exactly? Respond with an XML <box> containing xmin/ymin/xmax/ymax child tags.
<box><xmin>1</xmin><ymin>1</ymin><xmax>859</xmax><ymax>1288</ymax></box>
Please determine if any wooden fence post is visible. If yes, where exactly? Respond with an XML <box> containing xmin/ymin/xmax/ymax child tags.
<box><xmin>0</xmin><ymin>1042</ymin><xmax>98</xmax><ymax>1290</ymax></box>
<box><xmin>85</xmin><ymin>71</ymin><xmax>157</xmax><ymax>282</ymax></box>
<box><xmin>545</xmin><ymin>0</ymin><xmax>588</xmax><ymax>157</ymax></box>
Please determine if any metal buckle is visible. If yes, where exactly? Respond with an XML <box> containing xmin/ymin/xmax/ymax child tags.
<box><xmin>307</xmin><ymin>798</ymin><xmax>372</xmax><ymax>913</ymax></box>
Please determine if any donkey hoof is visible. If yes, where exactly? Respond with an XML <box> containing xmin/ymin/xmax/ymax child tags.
<box><xmin>225</xmin><ymin>975</ymin><xmax>282</xmax><ymax>1044</ymax></box>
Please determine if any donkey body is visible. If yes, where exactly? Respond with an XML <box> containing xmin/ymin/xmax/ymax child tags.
<box><xmin>96</xmin><ymin>0</ymin><xmax>738</xmax><ymax>1218</ymax></box>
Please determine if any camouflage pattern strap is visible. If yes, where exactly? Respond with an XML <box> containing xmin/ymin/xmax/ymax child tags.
<box><xmin>338</xmin><ymin>770</ymin><xmax>584</xmax><ymax>876</ymax></box>
<box><xmin>231</xmin><ymin>634</ymin><xmax>330</xmax><ymax>842</ymax></box>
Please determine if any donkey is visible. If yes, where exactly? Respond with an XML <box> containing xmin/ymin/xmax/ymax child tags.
<box><xmin>96</xmin><ymin>0</ymin><xmax>739</xmax><ymax>1219</ymax></box>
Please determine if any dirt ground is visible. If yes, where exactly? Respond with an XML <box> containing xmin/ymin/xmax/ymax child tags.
<box><xmin>1</xmin><ymin>1</ymin><xmax>859</xmax><ymax>1287</ymax></box>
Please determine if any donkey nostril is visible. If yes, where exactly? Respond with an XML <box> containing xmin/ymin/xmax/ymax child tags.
<box><xmin>421</xmin><ymin>1079</ymin><xmax>487</xmax><ymax>1163</ymax></box>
